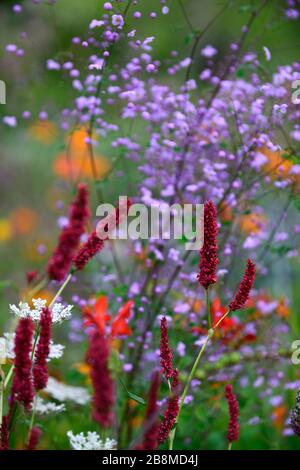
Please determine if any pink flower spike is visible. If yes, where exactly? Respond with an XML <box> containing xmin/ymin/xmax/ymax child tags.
<box><xmin>229</xmin><ymin>259</ymin><xmax>256</xmax><ymax>311</ymax></box>
<box><xmin>197</xmin><ymin>200</ymin><xmax>219</xmax><ymax>290</ymax></box>
<box><xmin>225</xmin><ymin>384</ymin><xmax>240</xmax><ymax>444</ymax></box>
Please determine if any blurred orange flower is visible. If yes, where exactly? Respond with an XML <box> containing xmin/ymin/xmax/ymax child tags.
<box><xmin>259</xmin><ymin>145</ymin><xmax>300</xmax><ymax>188</ymax></box>
<box><xmin>10</xmin><ymin>207</ymin><xmax>38</xmax><ymax>236</ymax></box>
<box><xmin>219</xmin><ymin>202</ymin><xmax>233</xmax><ymax>223</ymax></box>
<box><xmin>239</xmin><ymin>211</ymin><xmax>268</xmax><ymax>234</ymax></box>
<box><xmin>276</xmin><ymin>297</ymin><xmax>289</xmax><ymax>319</ymax></box>
<box><xmin>28</xmin><ymin>120</ymin><xmax>58</xmax><ymax>144</ymax></box>
<box><xmin>53</xmin><ymin>127</ymin><xmax>110</xmax><ymax>181</ymax></box>
<box><xmin>272</xmin><ymin>405</ymin><xmax>287</xmax><ymax>431</ymax></box>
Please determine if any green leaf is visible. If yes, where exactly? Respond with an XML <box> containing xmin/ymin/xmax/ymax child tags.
<box><xmin>119</xmin><ymin>378</ymin><xmax>146</xmax><ymax>405</ymax></box>
<box><xmin>184</xmin><ymin>33</ymin><xmax>195</xmax><ymax>45</ymax></box>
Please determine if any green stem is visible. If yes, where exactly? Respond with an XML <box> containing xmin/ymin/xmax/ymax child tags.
<box><xmin>169</xmin><ymin>328</ymin><xmax>214</xmax><ymax>450</ymax></box>
<box><xmin>4</xmin><ymin>364</ymin><xmax>14</xmax><ymax>389</ymax></box>
<box><xmin>205</xmin><ymin>287</ymin><xmax>212</xmax><ymax>328</ymax></box>
<box><xmin>228</xmin><ymin>442</ymin><xmax>232</xmax><ymax>450</ymax></box>
<box><xmin>49</xmin><ymin>273</ymin><xmax>72</xmax><ymax>307</ymax></box>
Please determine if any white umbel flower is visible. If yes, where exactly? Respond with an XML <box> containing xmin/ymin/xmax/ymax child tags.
<box><xmin>67</xmin><ymin>431</ymin><xmax>117</xmax><ymax>450</ymax></box>
<box><xmin>35</xmin><ymin>397</ymin><xmax>66</xmax><ymax>415</ymax></box>
<box><xmin>9</xmin><ymin>298</ymin><xmax>72</xmax><ymax>323</ymax></box>
<box><xmin>3</xmin><ymin>332</ymin><xmax>65</xmax><ymax>361</ymax></box>
<box><xmin>45</xmin><ymin>377</ymin><xmax>90</xmax><ymax>405</ymax></box>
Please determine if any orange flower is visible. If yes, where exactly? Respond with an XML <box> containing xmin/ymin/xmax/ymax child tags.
<box><xmin>258</xmin><ymin>145</ymin><xmax>300</xmax><ymax>188</ymax></box>
<box><xmin>260</xmin><ymin>145</ymin><xmax>292</xmax><ymax>179</ymax></box>
<box><xmin>10</xmin><ymin>207</ymin><xmax>38</xmax><ymax>236</ymax></box>
<box><xmin>83</xmin><ymin>296</ymin><xmax>111</xmax><ymax>334</ymax></box>
<box><xmin>111</xmin><ymin>301</ymin><xmax>134</xmax><ymax>337</ymax></box>
<box><xmin>239</xmin><ymin>212</ymin><xmax>268</xmax><ymax>234</ymax></box>
<box><xmin>54</xmin><ymin>152</ymin><xmax>110</xmax><ymax>180</ymax></box>
<box><xmin>272</xmin><ymin>405</ymin><xmax>287</xmax><ymax>431</ymax></box>
<box><xmin>82</xmin><ymin>296</ymin><xmax>134</xmax><ymax>338</ymax></box>
<box><xmin>219</xmin><ymin>202</ymin><xmax>233</xmax><ymax>223</ymax></box>
<box><xmin>28</xmin><ymin>120</ymin><xmax>58</xmax><ymax>144</ymax></box>
<box><xmin>276</xmin><ymin>297</ymin><xmax>289</xmax><ymax>319</ymax></box>
<box><xmin>53</xmin><ymin>127</ymin><xmax>110</xmax><ymax>180</ymax></box>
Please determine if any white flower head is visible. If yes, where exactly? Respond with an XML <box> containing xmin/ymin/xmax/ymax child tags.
<box><xmin>3</xmin><ymin>332</ymin><xmax>65</xmax><ymax>361</ymax></box>
<box><xmin>9</xmin><ymin>298</ymin><xmax>73</xmax><ymax>324</ymax></box>
<box><xmin>67</xmin><ymin>431</ymin><xmax>117</xmax><ymax>450</ymax></box>
<box><xmin>35</xmin><ymin>397</ymin><xmax>66</xmax><ymax>415</ymax></box>
<box><xmin>45</xmin><ymin>377</ymin><xmax>90</xmax><ymax>405</ymax></box>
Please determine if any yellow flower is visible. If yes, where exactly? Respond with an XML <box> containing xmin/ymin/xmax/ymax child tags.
<box><xmin>0</xmin><ymin>218</ymin><xmax>13</xmax><ymax>242</ymax></box>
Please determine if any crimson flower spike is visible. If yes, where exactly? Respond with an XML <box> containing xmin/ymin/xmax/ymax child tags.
<box><xmin>46</xmin><ymin>183</ymin><xmax>90</xmax><ymax>281</ymax></box>
<box><xmin>141</xmin><ymin>370</ymin><xmax>161</xmax><ymax>451</ymax></box>
<box><xmin>291</xmin><ymin>389</ymin><xmax>300</xmax><ymax>437</ymax></box>
<box><xmin>197</xmin><ymin>200</ymin><xmax>219</xmax><ymax>290</ymax></box>
<box><xmin>73</xmin><ymin>197</ymin><xmax>132</xmax><ymax>271</ymax></box>
<box><xmin>27</xmin><ymin>426</ymin><xmax>42</xmax><ymax>450</ymax></box>
<box><xmin>0</xmin><ymin>416</ymin><xmax>9</xmax><ymax>450</ymax></box>
<box><xmin>160</xmin><ymin>317</ymin><xmax>173</xmax><ymax>380</ymax></box>
<box><xmin>229</xmin><ymin>259</ymin><xmax>256</xmax><ymax>311</ymax></box>
<box><xmin>225</xmin><ymin>384</ymin><xmax>240</xmax><ymax>446</ymax></box>
<box><xmin>158</xmin><ymin>369</ymin><xmax>180</xmax><ymax>444</ymax></box>
<box><xmin>87</xmin><ymin>330</ymin><xmax>115</xmax><ymax>428</ymax></box>
<box><xmin>10</xmin><ymin>318</ymin><xmax>35</xmax><ymax>412</ymax></box>
<box><xmin>33</xmin><ymin>307</ymin><xmax>52</xmax><ymax>391</ymax></box>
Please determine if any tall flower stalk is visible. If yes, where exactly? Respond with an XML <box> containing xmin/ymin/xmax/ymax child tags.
<box><xmin>169</xmin><ymin>202</ymin><xmax>256</xmax><ymax>450</ymax></box>
<box><xmin>225</xmin><ymin>384</ymin><xmax>240</xmax><ymax>450</ymax></box>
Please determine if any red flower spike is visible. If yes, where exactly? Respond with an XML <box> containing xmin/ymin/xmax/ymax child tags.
<box><xmin>197</xmin><ymin>200</ymin><xmax>219</xmax><ymax>290</ymax></box>
<box><xmin>74</xmin><ymin>198</ymin><xmax>132</xmax><ymax>271</ymax></box>
<box><xmin>87</xmin><ymin>330</ymin><xmax>115</xmax><ymax>428</ymax></box>
<box><xmin>26</xmin><ymin>270</ymin><xmax>39</xmax><ymax>285</ymax></box>
<box><xmin>225</xmin><ymin>384</ymin><xmax>240</xmax><ymax>443</ymax></box>
<box><xmin>141</xmin><ymin>371</ymin><xmax>161</xmax><ymax>450</ymax></box>
<box><xmin>229</xmin><ymin>259</ymin><xmax>256</xmax><ymax>311</ymax></box>
<box><xmin>0</xmin><ymin>416</ymin><xmax>9</xmax><ymax>450</ymax></box>
<box><xmin>158</xmin><ymin>369</ymin><xmax>180</xmax><ymax>444</ymax></box>
<box><xmin>73</xmin><ymin>230</ymin><xmax>104</xmax><ymax>271</ymax></box>
<box><xmin>160</xmin><ymin>317</ymin><xmax>173</xmax><ymax>380</ymax></box>
<box><xmin>10</xmin><ymin>317</ymin><xmax>35</xmax><ymax>412</ymax></box>
<box><xmin>46</xmin><ymin>183</ymin><xmax>90</xmax><ymax>281</ymax></box>
<box><xmin>27</xmin><ymin>426</ymin><xmax>42</xmax><ymax>450</ymax></box>
<box><xmin>33</xmin><ymin>307</ymin><xmax>52</xmax><ymax>391</ymax></box>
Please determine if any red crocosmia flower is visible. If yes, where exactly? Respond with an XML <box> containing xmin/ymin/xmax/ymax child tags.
<box><xmin>211</xmin><ymin>298</ymin><xmax>237</xmax><ymax>331</ymax></box>
<box><xmin>82</xmin><ymin>296</ymin><xmax>111</xmax><ymax>333</ymax></box>
<box><xmin>111</xmin><ymin>301</ymin><xmax>134</xmax><ymax>337</ymax></box>
<box><xmin>82</xmin><ymin>297</ymin><xmax>134</xmax><ymax>338</ymax></box>
<box><xmin>211</xmin><ymin>297</ymin><xmax>256</xmax><ymax>346</ymax></box>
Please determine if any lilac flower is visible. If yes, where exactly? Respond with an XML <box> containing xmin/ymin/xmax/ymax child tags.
<box><xmin>201</xmin><ymin>45</ymin><xmax>217</xmax><ymax>58</ymax></box>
